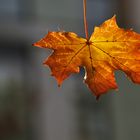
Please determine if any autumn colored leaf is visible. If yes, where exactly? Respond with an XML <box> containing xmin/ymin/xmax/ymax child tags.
<box><xmin>33</xmin><ymin>15</ymin><xmax>140</xmax><ymax>98</ymax></box>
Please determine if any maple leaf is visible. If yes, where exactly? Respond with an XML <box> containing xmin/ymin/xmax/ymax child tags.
<box><xmin>33</xmin><ymin>16</ymin><xmax>140</xmax><ymax>98</ymax></box>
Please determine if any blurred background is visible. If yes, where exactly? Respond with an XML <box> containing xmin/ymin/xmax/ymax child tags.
<box><xmin>1</xmin><ymin>0</ymin><xmax>140</xmax><ymax>140</ymax></box>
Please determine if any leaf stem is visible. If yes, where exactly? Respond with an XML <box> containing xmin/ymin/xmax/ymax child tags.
<box><xmin>83</xmin><ymin>0</ymin><xmax>89</xmax><ymax>40</ymax></box>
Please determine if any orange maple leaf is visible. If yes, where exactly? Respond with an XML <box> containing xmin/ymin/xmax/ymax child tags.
<box><xmin>33</xmin><ymin>16</ymin><xmax>140</xmax><ymax>98</ymax></box>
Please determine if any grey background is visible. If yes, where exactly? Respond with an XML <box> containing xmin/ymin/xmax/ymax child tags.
<box><xmin>0</xmin><ymin>0</ymin><xmax>140</xmax><ymax>140</ymax></box>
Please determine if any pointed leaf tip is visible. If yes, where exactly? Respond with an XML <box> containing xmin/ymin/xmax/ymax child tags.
<box><xmin>96</xmin><ymin>95</ymin><xmax>100</xmax><ymax>101</ymax></box>
<box><xmin>112</xmin><ymin>14</ymin><xmax>116</xmax><ymax>19</ymax></box>
<box><xmin>112</xmin><ymin>14</ymin><xmax>117</xmax><ymax>22</ymax></box>
<box><xmin>58</xmin><ymin>84</ymin><xmax>61</xmax><ymax>87</ymax></box>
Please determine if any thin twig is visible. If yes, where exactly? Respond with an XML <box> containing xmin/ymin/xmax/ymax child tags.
<box><xmin>83</xmin><ymin>0</ymin><xmax>89</xmax><ymax>40</ymax></box>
